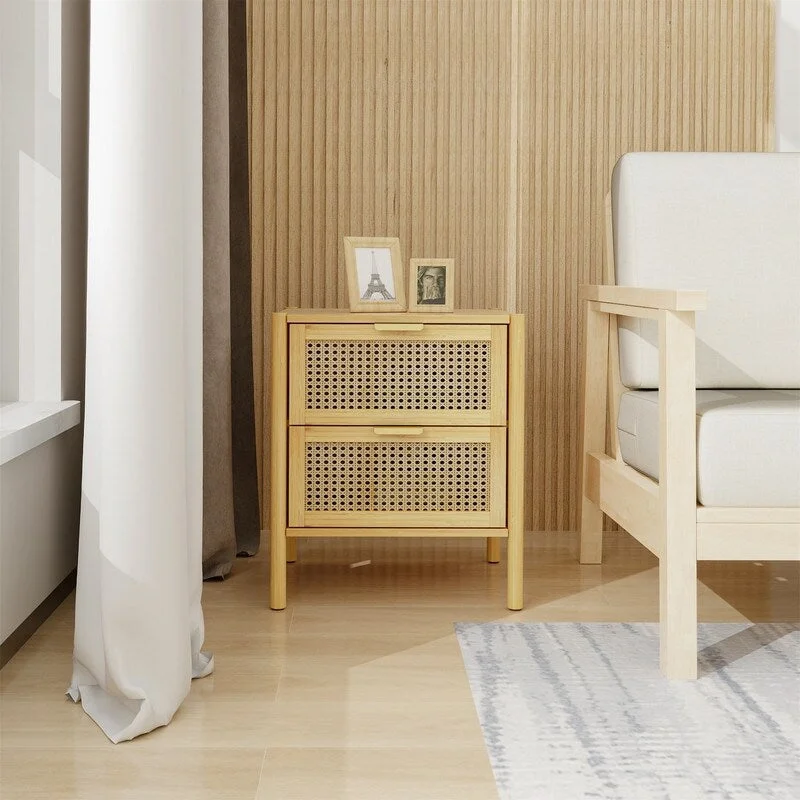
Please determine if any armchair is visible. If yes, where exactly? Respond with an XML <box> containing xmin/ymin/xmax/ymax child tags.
<box><xmin>579</xmin><ymin>153</ymin><xmax>800</xmax><ymax>679</ymax></box>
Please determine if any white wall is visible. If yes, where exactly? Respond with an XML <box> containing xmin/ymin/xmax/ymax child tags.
<box><xmin>0</xmin><ymin>0</ymin><xmax>64</xmax><ymax>402</ymax></box>
<box><xmin>776</xmin><ymin>0</ymin><xmax>800</xmax><ymax>152</ymax></box>
<box><xmin>0</xmin><ymin>0</ymin><xmax>88</xmax><ymax>646</ymax></box>
<box><xmin>0</xmin><ymin>428</ymin><xmax>82</xmax><ymax>641</ymax></box>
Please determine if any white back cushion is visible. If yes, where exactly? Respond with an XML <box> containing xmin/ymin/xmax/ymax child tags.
<box><xmin>612</xmin><ymin>152</ymin><xmax>800</xmax><ymax>389</ymax></box>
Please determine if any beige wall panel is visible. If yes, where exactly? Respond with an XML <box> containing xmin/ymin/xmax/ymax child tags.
<box><xmin>248</xmin><ymin>0</ymin><xmax>774</xmax><ymax>531</ymax></box>
<box><xmin>515</xmin><ymin>0</ymin><xmax>773</xmax><ymax>532</ymax></box>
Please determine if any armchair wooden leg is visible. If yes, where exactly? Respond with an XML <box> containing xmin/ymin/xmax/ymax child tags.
<box><xmin>507</xmin><ymin>523</ymin><xmax>523</xmax><ymax>610</ymax></box>
<box><xmin>659</xmin><ymin>551</ymin><xmax>698</xmax><ymax>679</ymax></box>
<box><xmin>579</xmin><ymin>301</ymin><xmax>609</xmax><ymax>564</ymax></box>
<box><xmin>580</xmin><ymin>497</ymin><xmax>604</xmax><ymax>564</ymax></box>
<box><xmin>486</xmin><ymin>537</ymin><xmax>501</xmax><ymax>563</ymax></box>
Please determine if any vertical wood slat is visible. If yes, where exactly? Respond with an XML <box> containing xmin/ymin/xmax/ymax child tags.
<box><xmin>325</xmin><ymin>0</ymin><xmax>339</xmax><ymax>309</ymax></box>
<box><xmin>362</xmin><ymin>0</ymin><xmax>376</xmax><ymax>237</ymax></box>
<box><xmin>287</xmin><ymin>0</ymin><xmax>302</xmax><ymax>308</ymax></box>
<box><xmin>337</xmin><ymin>0</ymin><xmax>351</xmax><ymax>309</ymax></box>
<box><xmin>375</xmin><ymin>0</ymin><xmax>388</xmax><ymax>236</ymax></box>
<box><xmin>473</xmin><ymin>0</ymin><xmax>486</xmax><ymax>308</ymax></box>
<box><xmin>248</xmin><ymin>0</ymin><xmax>266</xmax><ymax>510</ymax></box>
<box><xmin>274</xmin><ymin>1</ymin><xmax>289</xmax><ymax>313</ymax></box>
<box><xmin>299</xmin><ymin>0</ymin><xmax>314</xmax><ymax>307</ymax></box>
<box><xmin>460</xmin><ymin>1</ymin><xmax>474</xmax><ymax>307</ymax></box>
<box><xmin>436</xmin><ymin>1</ymin><xmax>449</xmax><ymax>257</ymax></box>
<box><xmin>350</xmin><ymin>0</ymin><xmax>363</xmax><ymax>239</ymax></box>
<box><xmin>262</xmin><ymin>0</ymin><xmax>278</xmax><ymax>512</ymax></box>
<box><xmin>248</xmin><ymin>0</ymin><xmax>775</xmax><ymax>532</ymax></box>
<box><xmin>447</xmin><ymin>0</ymin><xmax>461</xmax><ymax>306</ymax></box>
<box><xmin>423</xmin><ymin>0</ymin><xmax>436</xmax><ymax>251</ymax></box>
<box><xmin>312</xmin><ymin>0</ymin><xmax>326</xmax><ymax>306</ymax></box>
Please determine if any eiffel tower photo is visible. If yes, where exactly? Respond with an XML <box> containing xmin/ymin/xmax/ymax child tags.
<box><xmin>361</xmin><ymin>249</ymin><xmax>395</xmax><ymax>300</ymax></box>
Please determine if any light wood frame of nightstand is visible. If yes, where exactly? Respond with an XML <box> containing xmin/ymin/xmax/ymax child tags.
<box><xmin>270</xmin><ymin>309</ymin><xmax>526</xmax><ymax>610</ymax></box>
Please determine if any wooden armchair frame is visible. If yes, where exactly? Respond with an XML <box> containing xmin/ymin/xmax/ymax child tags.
<box><xmin>578</xmin><ymin>197</ymin><xmax>800</xmax><ymax>680</ymax></box>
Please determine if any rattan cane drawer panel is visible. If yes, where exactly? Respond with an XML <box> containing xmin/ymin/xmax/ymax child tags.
<box><xmin>288</xmin><ymin>426</ymin><xmax>507</xmax><ymax>528</ymax></box>
<box><xmin>307</xmin><ymin>340</ymin><xmax>489</xmax><ymax>409</ymax></box>
<box><xmin>288</xmin><ymin>324</ymin><xmax>508</xmax><ymax>425</ymax></box>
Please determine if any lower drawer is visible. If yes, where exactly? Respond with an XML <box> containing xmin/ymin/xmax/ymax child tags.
<box><xmin>289</xmin><ymin>426</ymin><xmax>507</xmax><ymax>528</ymax></box>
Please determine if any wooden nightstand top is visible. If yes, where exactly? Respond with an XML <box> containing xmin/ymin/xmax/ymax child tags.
<box><xmin>279</xmin><ymin>308</ymin><xmax>513</xmax><ymax>324</ymax></box>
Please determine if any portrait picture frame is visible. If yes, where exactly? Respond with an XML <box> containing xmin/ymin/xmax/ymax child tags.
<box><xmin>343</xmin><ymin>236</ymin><xmax>406</xmax><ymax>312</ymax></box>
<box><xmin>408</xmin><ymin>258</ymin><xmax>455</xmax><ymax>313</ymax></box>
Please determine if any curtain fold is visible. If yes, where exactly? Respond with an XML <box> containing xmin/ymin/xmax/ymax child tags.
<box><xmin>69</xmin><ymin>0</ymin><xmax>211</xmax><ymax>743</ymax></box>
<box><xmin>202</xmin><ymin>0</ymin><xmax>236</xmax><ymax>579</ymax></box>
<box><xmin>202</xmin><ymin>0</ymin><xmax>260</xmax><ymax>579</ymax></box>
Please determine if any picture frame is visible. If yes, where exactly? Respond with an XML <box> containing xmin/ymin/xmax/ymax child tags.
<box><xmin>408</xmin><ymin>258</ymin><xmax>455</xmax><ymax>312</ymax></box>
<box><xmin>343</xmin><ymin>236</ymin><xmax>406</xmax><ymax>312</ymax></box>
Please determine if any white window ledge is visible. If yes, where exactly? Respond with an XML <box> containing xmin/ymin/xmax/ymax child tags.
<box><xmin>0</xmin><ymin>401</ymin><xmax>81</xmax><ymax>466</ymax></box>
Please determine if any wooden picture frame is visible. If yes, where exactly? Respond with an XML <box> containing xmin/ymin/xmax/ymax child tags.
<box><xmin>343</xmin><ymin>236</ymin><xmax>406</xmax><ymax>312</ymax></box>
<box><xmin>408</xmin><ymin>258</ymin><xmax>455</xmax><ymax>312</ymax></box>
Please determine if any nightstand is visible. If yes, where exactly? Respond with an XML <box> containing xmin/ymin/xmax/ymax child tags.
<box><xmin>269</xmin><ymin>309</ymin><xmax>525</xmax><ymax>610</ymax></box>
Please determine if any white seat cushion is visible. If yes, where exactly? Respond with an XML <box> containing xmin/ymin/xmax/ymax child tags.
<box><xmin>618</xmin><ymin>389</ymin><xmax>800</xmax><ymax>507</ymax></box>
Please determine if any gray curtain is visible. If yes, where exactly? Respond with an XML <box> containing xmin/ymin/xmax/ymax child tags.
<box><xmin>202</xmin><ymin>0</ymin><xmax>260</xmax><ymax>579</ymax></box>
<box><xmin>227</xmin><ymin>0</ymin><xmax>260</xmax><ymax>561</ymax></box>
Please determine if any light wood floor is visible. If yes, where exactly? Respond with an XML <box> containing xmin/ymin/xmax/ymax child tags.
<box><xmin>1</xmin><ymin>532</ymin><xmax>797</xmax><ymax>799</ymax></box>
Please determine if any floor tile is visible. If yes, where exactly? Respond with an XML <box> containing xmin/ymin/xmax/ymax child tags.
<box><xmin>264</xmin><ymin>701</ymin><xmax>484</xmax><ymax>749</ymax></box>
<box><xmin>276</xmin><ymin>659</ymin><xmax>474</xmax><ymax>704</ymax></box>
<box><xmin>0</xmin><ymin>746</ymin><xmax>264</xmax><ymax>800</ymax></box>
<box><xmin>0</xmin><ymin>694</ymin><xmax>277</xmax><ymax>750</ymax></box>
<box><xmin>255</xmin><ymin>748</ymin><xmax>498</xmax><ymax>800</ymax></box>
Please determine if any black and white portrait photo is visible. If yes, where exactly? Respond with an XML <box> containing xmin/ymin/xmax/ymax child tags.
<box><xmin>409</xmin><ymin>258</ymin><xmax>455</xmax><ymax>312</ymax></box>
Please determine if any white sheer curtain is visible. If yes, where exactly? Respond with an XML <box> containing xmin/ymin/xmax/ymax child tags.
<box><xmin>68</xmin><ymin>0</ymin><xmax>212</xmax><ymax>743</ymax></box>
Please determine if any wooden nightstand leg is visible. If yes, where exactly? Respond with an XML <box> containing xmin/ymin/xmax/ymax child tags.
<box><xmin>270</xmin><ymin>312</ymin><xmax>288</xmax><ymax>611</ymax></box>
<box><xmin>286</xmin><ymin>537</ymin><xmax>297</xmax><ymax>563</ymax></box>
<box><xmin>486</xmin><ymin>537</ymin><xmax>501</xmax><ymax>563</ymax></box>
<box><xmin>270</xmin><ymin>527</ymin><xmax>287</xmax><ymax>609</ymax></box>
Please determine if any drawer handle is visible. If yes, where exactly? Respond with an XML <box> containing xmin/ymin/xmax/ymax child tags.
<box><xmin>373</xmin><ymin>427</ymin><xmax>424</xmax><ymax>436</ymax></box>
<box><xmin>373</xmin><ymin>323</ymin><xmax>424</xmax><ymax>332</ymax></box>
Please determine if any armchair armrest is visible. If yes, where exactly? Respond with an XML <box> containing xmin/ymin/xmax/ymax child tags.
<box><xmin>579</xmin><ymin>285</ymin><xmax>707</xmax><ymax>311</ymax></box>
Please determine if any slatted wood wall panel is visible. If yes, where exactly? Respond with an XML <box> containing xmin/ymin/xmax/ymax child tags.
<box><xmin>248</xmin><ymin>0</ymin><xmax>774</xmax><ymax>532</ymax></box>
<box><xmin>247</xmin><ymin>0</ymin><xmax>516</xmax><ymax>525</ymax></box>
<box><xmin>517</xmin><ymin>0</ymin><xmax>774</xmax><ymax>532</ymax></box>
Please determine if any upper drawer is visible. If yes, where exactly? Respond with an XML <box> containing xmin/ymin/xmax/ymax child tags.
<box><xmin>289</xmin><ymin>323</ymin><xmax>508</xmax><ymax>425</ymax></box>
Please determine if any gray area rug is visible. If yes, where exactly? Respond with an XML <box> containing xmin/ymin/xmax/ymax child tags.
<box><xmin>456</xmin><ymin>622</ymin><xmax>799</xmax><ymax>800</ymax></box>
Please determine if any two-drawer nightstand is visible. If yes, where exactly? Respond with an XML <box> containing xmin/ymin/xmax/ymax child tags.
<box><xmin>269</xmin><ymin>309</ymin><xmax>525</xmax><ymax>610</ymax></box>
